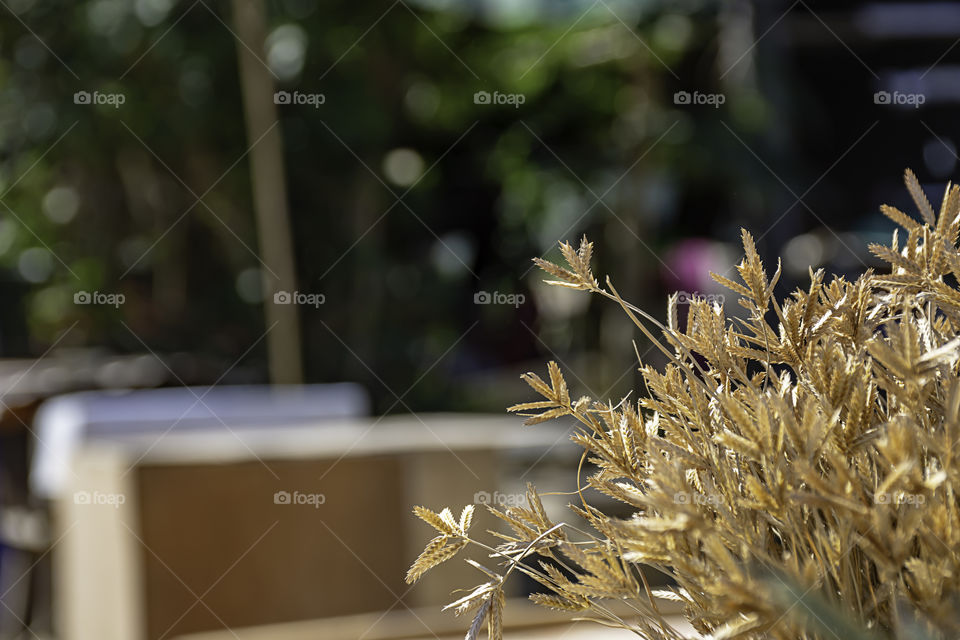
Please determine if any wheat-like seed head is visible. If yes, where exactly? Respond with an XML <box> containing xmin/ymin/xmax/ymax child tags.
<box><xmin>407</xmin><ymin>169</ymin><xmax>960</xmax><ymax>640</ymax></box>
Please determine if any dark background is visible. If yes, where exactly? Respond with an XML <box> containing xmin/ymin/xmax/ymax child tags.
<box><xmin>0</xmin><ymin>0</ymin><xmax>957</xmax><ymax>413</ymax></box>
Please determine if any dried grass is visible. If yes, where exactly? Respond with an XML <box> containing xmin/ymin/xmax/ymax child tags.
<box><xmin>407</xmin><ymin>169</ymin><xmax>960</xmax><ymax>639</ymax></box>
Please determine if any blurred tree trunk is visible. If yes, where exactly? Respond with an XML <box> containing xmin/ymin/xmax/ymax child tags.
<box><xmin>230</xmin><ymin>0</ymin><xmax>303</xmax><ymax>384</ymax></box>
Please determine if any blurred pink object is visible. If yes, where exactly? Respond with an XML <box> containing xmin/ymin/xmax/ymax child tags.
<box><xmin>661</xmin><ymin>238</ymin><xmax>734</xmax><ymax>294</ymax></box>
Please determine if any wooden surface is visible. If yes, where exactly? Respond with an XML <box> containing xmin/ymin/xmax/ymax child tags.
<box><xmin>137</xmin><ymin>456</ymin><xmax>408</xmax><ymax>639</ymax></box>
<box><xmin>172</xmin><ymin>597</ymin><xmax>696</xmax><ymax>640</ymax></box>
<box><xmin>52</xmin><ymin>414</ymin><xmax>572</xmax><ymax>640</ymax></box>
<box><xmin>53</xmin><ymin>446</ymin><xmax>145</xmax><ymax>640</ymax></box>
<box><xmin>90</xmin><ymin>414</ymin><xmax>571</xmax><ymax>464</ymax></box>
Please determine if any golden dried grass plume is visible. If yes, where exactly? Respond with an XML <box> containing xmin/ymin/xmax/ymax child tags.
<box><xmin>408</xmin><ymin>169</ymin><xmax>960</xmax><ymax>640</ymax></box>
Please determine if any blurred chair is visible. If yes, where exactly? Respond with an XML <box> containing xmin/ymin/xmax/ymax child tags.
<box><xmin>29</xmin><ymin>383</ymin><xmax>372</xmax><ymax>640</ymax></box>
<box><xmin>30</xmin><ymin>383</ymin><xmax>369</xmax><ymax>499</ymax></box>
<box><xmin>0</xmin><ymin>351</ymin><xmax>184</xmax><ymax>640</ymax></box>
<box><xmin>27</xmin><ymin>392</ymin><xmax>568</xmax><ymax>640</ymax></box>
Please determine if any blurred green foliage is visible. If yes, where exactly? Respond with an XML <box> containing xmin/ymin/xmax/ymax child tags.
<box><xmin>0</xmin><ymin>0</ymin><xmax>778</xmax><ymax>410</ymax></box>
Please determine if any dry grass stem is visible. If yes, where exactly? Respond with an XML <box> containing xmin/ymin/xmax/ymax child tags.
<box><xmin>408</xmin><ymin>169</ymin><xmax>960</xmax><ymax>640</ymax></box>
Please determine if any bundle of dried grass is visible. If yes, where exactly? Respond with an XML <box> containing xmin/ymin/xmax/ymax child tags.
<box><xmin>407</xmin><ymin>169</ymin><xmax>960</xmax><ymax>639</ymax></box>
